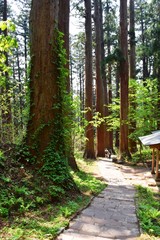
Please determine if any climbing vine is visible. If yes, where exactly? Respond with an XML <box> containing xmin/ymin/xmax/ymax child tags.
<box><xmin>40</xmin><ymin>28</ymin><xmax>76</xmax><ymax>190</ymax></box>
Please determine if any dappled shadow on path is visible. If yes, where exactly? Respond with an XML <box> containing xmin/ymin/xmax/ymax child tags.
<box><xmin>118</xmin><ymin>163</ymin><xmax>160</xmax><ymax>193</ymax></box>
<box><xmin>57</xmin><ymin>183</ymin><xmax>140</xmax><ymax>239</ymax></box>
<box><xmin>57</xmin><ymin>158</ymin><xmax>141</xmax><ymax>240</ymax></box>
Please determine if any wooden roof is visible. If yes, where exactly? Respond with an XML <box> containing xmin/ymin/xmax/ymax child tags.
<box><xmin>139</xmin><ymin>131</ymin><xmax>160</xmax><ymax>146</ymax></box>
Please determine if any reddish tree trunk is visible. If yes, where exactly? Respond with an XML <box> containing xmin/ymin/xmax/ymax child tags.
<box><xmin>119</xmin><ymin>0</ymin><xmax>130</xmax><ymax>160</ymax></box>
<box><xmin>94</xmin><ymin>0</ymin><xmax>105</xmax><ymax>157</ymax></box>
<box><xmin>84</xmin><ymin>0</ymin><xmax>95</xmax><ymax>159</ymax></box>
<box><xmin>129</xmin><ymin>0</ymin><xmax>137</xmax><ymax>153</ymax></box>
<box><xmin>58</xmin><ymin>0</ymin><xmax>79</xmax><ymax>170</ymax></box>
<box><xmin>105</xmin><ymin>0</ymin><xmax>114</xmax><ymax>152</ymax></box>
<box><xmin>27</xmin><ymin>1</ymin><xmax>59</xmax><ymax>159</ymax></box>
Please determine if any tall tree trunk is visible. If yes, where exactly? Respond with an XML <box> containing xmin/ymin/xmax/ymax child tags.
<box><xmin>129</xmin><ymin>0</ymin><xmax>137</xmax><ymax>153</ymax></box>
<box><xmin>27</xmin><ymin>0</ymin><xmax>59</xmax><ymax>162</ymax></box>
<box><xmin>105</xmin><ymin>0</ymin><xmax>113</xmax><ymax>152</ymax></box>
<box><xmin>139</xmin><ymin>1</ymin><xmax>148</xmax><ymax>83</ymax></box>
<box><xmin>16</xmin><ymin>50</ymin><xmax>23</xmax><ymax>129</ymax></box>
<box><xmin>84</xmin><ymin>0</ymin><xmax>95</xmax><ymax>159</ymax></box>
<box><xmin>58</xmin><ymin>0</ymin><xmax>79</xmax><ymax>170</ymax></box>
<box><xmin>94</xmin><ymin>0</ymin><xmax>105</xmax><ymax>157</ymax></box>
<box><xmin>99</xmin><ymin>0</ymin><xmax>108</xmax><ymax>150</ymax></box>
<box><xmin>26</xmin><ymin>0</ymin><xmax>78</xmax><ymax>192</ymax></box>
<box><xmin>26</xmin><ymin>0</ymin><xmax>76</xmax><ymax>174</ymax></box>
<box><xmin>115</xmin><ymin>65</ymin><xmax>120</xmax><ymax>148</ymax></box>
<box><xmin>119</xmin><ymin>0</ymin><xmax>130</xmax><ymax>160</ymax></box>
<box><xmin>24</xmin><ymin>19</ymin><xmax>28</xmax><ymax>82</ymax></box>
<box><xmin>58</xmin><ymin>0</ymin><xmax>69</xmax><ymax>89</ymax></box>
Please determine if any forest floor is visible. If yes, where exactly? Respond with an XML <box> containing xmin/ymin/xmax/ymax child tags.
<box><xmin>0</xmin><ymin>148</ymin><xmax>107</xmax><ymax>240</ymax></box>
<box><xmin>57</xmin><ymin>158</ymin><xmax>160</xmax><ymax>240</ymax></box>
<box><xmin>0</xmin><ymin>147</ymin><xmax>159</xmax><ymax>239</ymax></box>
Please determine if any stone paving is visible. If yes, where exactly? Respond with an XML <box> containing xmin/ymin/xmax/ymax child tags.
<box><xmin>56</xmin><ymin>158</ymin><xmax>144</xmax><ymax>240</ymax></box>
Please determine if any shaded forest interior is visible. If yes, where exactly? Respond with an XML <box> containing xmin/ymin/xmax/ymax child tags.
<box><xmin>0</xmin><ymin>1</ymin><xmax>160</xmax><ymax>238</ymax></box>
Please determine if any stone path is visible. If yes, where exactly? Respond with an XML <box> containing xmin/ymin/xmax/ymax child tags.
<box><xmin>56</xmin><ymin>158</ymin><xmax>158</xmax><ymax>240</ymax></box>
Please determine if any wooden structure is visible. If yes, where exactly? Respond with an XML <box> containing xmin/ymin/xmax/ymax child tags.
<box><xmin>139</xmin><ymin>131</ymin><xmax>160</xmax><ymax>181</ymax></box>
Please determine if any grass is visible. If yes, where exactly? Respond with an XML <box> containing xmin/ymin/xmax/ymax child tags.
<box><xmin>0</xmin><ymin>155</ymin><xmax>107</xmax><ymax>240</ymax></box>
<box><xmin>0</xmin><ymin>196</ymin><xmax>90</xmax><ymax>239</ymax></box>
<box><xmin>136</xmin><ymin>185</ymin><xmax>160</xmax><ymax>239</ymax></box>
<box><xmin>129</xmin><ymin>148</ymin><xmax>152</xmax><ymax>165</ymax></box>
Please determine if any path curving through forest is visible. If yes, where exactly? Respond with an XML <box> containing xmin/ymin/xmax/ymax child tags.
<box><xmin>56</xmin><ymin>158</ymin><xmax>159</xmax><ymax>240</ymax></box>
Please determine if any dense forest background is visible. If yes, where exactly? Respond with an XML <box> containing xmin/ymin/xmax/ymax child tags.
<box><xmin>0</xmin><ymin>0</ymin><xmax>160</xmax><ymax>239</ymax></box>
<box><xmin>1</xmin><ymin>0</ymin><xmax>160</xmax><ymax>160</ymax></box>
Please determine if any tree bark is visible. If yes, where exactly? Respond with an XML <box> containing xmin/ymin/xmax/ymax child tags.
<box><xmin>105</xmin><ymin>0</ymin><xmax>114</xmax><ymax>152</ymax></box>
<box><xmin>27</xmin><ymin>0</ymin><xmax>74</xmax><ymax>170</ymax></box>
<box><xmin>139</xmin><ymin>2</ymin><xmax>149</xmax><ymax>83</ymax></box>
<box><xmin>84</xmin><ymin>0</ymin><xmax>95</xmax><ymax>159</ymax></box>
<box><xmin>58</xmin><ymin>0</ymin><xmax>79</xmax><ymax>170</ymax></box>
<box><xmin>129</xmin><ymin>0</ymin><xmax>137</xmax><ymax>153</ymax></box>
<box><xmin>94</xmin><ymin>0</ymin><xmax>105</xmax><ymax>157</ymax></box>
<box><xmin>119</xmin><ymin>0</ymin><xmax>130</xmax><ymax>160</ymax></box>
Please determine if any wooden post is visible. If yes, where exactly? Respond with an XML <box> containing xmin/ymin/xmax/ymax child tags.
<box><xmin>156</xmin><ymin>149</ymin><xmax>159</xmax><ymax>180</ymax></box>
<box><xmin>151</xmin><ymin>148</ymin><xmax>155</xmax><ymax>174</ymax></box>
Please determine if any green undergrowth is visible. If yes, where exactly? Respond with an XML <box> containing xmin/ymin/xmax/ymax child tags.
<box><xmin>0</xmin><ymin>153</ymin><xmax>106</xmax><ymax>240</ymax></box>
<box><xmin>136</xmin><ymin>185</ymin><xmax>160</xmax><ymax>238</ymax></box>
<box><xmin>128</xmin><ymin>149</ymin><xmax>152</xmax><ymax>165</ymax></box>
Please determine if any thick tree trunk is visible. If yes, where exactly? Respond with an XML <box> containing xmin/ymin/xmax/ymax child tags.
<box><xmin>24</xmin><ymin>20</ymin><xmax>28</xmax><ymax>82</ymax></box>
<box><xmin>58</xmin><ymin>0</ymin><xmax>69</xmax><ymax>89</ymax></box>
<box><xmin>115</xmin><ymin>65</ymin><xmax>120</xmax><ymax>148</ymax></box>
<box><xmin>16</xmin><ymin>50</ymin><xmax>23</xmax><ymax>129</ymax></box>
<box><xmin>58</xmin><ymin>0</ymin><xmax>79</xmax><ymax>170</ymax></box>
<box><xmin>26</xmin><ymin>0</ymin><xmax>79</xmax><ymax>193</ymax></box>
<box><xmin>105</xmin><ymin>0</ymin><xmax>114</xmax><ymax>152</ymax></box>
<box><xmin>27</xmin><ymin>0</ymin><xmax>59</xmax><ymax>163</ymax></box>
<box><xmin>107</xmin><ymin>63</ymin><xmax>114</xmax><ymax>151</ymax></box>
<box><xmin>99</xmin><ymin>0</ymin><xmax>108</xmax><ymax>150</ymax></box>
<box><xmin>139</xmin><ymin>3</ymin><xmax>149</xmax><ymax>83</ymax></box>
<box><xmin>94</xmin><ymin>0</ymin><xmax>105</xmax><ymax>157</ymax></box>
<box><xmin>26</xmin><ymin>1</ymin><xmax>80</xmax><ymax>195</ymax></box>
<box><xmin>84</xmin><ymin>0</ymin><xmax>95</xmax><ymax>159</ymax></box>
<box><xmin>129</xmin><ymin>0</ymin><xmax>137</xmax><ymax>153</ymax></box>
<box><xmin>119</xmin><ymin>0</ymin><xmax>130</xmax><ymax>160</ymax></box>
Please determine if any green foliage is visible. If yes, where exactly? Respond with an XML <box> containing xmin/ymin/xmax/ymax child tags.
<box><xmin>0</xmin><ymin>21</ymin><xmax>16</xmax><ymax>32</ymax></box>
<box><xmin>104</xmin><ymin>48</ymin><xmax>125</xmax><ymax>64</ymax></box>
<box><xmin>72</xmin><ymin>168</ymin><xmax>107</xmax><ymax>195</ymax></box>
<box><xmin>104</xmin><ymin>97</ymin><xmax>120</xmax><ymax>131</ymax></box>
<box><xmin>15</xmin><ymin>144</ymin><xmax>34</xmax><ymax>164</ymax></box>
<box><xmin>104</xmin><ymin>78</ymin><xmax>159</xmax><ymax>144</ymax></box>
<box><xmin>0</xmin><ymin>21</ymin><xmax>17</xmax><ymax>83</ymax></box>
<box><xmin>31</xmin><ymin>28</ymin><xmax>76</xmax><ymax>190</ymax></box>
<box><xmin>131</xmin><ymin>148</ymin><xmax>151</xmax><ymax>164</ymax></box>
<box><xmin>136</xmin><ymin>185</ymin><xmax>160</xmax><ymax>237</ymax></box>
<box><xmin>129</xmin><ymin>78</ymin><xmax>159</xmax><ymax>140</ymax></box>
<box><xmin>90</xmin><ymin>112</ymin><xmax>105</xmax><ymax>128</ymax></box>
<box><xmin>0</xmin><ymin>150</ymin><xmax>6</xmax><ymax>167</ymax></box>
<box><xmin>0</xmin><ymin>156</ymin><xmax>106</xmax><ymax>239</ymax></box>
<box><xmin>40</xmin><ymin>141</ymin><xmax>75</xmax><ymax>191</ymax></box>
<box><xmin>58</xmin><ymin>200</ymin><xmax>80</xmax><ymax>218</ymax></box>
<box><xmin>71</xmin><ymin>96</ymin><xmax>88</xmax><ymax>152</ymax></box>
<box><xmin>51</xmin><ymin>29</ymin><xmax>74</xmax><ymax>157</ymax></box>
<box><xmin>0</xmin><ymin>20</ymin><xmax>20</xmax><ymax>145</ymax></box>
<box><xmin>48</xmin><ymin>185</ymin><xmax>65</xmax><ymax>199</ymax></box>
<box><xmin>0</xmin><ymin>180</ymin><xmax>36</xmax><ymax>217</ymax></box>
